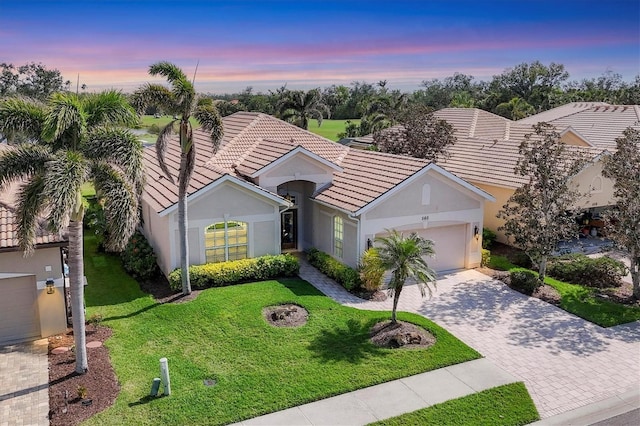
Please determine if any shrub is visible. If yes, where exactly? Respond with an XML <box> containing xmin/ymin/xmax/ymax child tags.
<box><xmin>168</xmin><ymin>254</ymin><xmax>299</xmax><ymax>290</ymax></box>
<box><xmin>148</xmin><ymin>123</ymin><xmax>161</xmax><ymax>135</ymax></box>
<box><xmin>482</xmin><ymin>228</ymin><xmax>496</xmax><ymax>249</ymax></box>
<box><xmin>481</xmin><ymin>249</ymin><xmax>491</xmax><ymax>267</ymax></box>
<box><xmin>510</xmin><ymin>270</ymin><xmax>541</xmax><ymax>295</ymax></box>
<box><xmin>358</xmin><ymin>248</ymin><xmax>385</xmax><ymax>292</ymax></box>
<box><xmin>121</xmin><ymin>231</ymin><xmax>160</xmax><ymax>281</ymax></box>
<box><xmin>307</xmin><ymin>248</ymin><xmax>362</xmax><ymax>291</ymax></box>
<box><xmin>511</xmin><ymin>252</ymin><xmax>533</xmax><ymax>269</ymax></box>
<box><xmin>547</xmin><ymin>254</ymin><xmax>627</xmax><ymax>288</ymax></box>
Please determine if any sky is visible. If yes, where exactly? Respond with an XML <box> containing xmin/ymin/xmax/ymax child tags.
<box><xmin>1</xmin><ymin>0</ymin><xmax>639</xmax><ymax>94</ymax></box>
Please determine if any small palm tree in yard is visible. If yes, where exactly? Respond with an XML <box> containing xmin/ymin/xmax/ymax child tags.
<box><xmin>0</xmin><ymin>91</ymin><xmax>144</xmax><ymax>374</ymax></box>
<box><xmin>131</xmin><ymin>62</ymin><xmax>223</xmax><ymax>296</ymax></box>
<box><xmin>277</xmin><ymin>88</ymin><xmax>329</xmax><ymax>130</ymax></box>
<box><xmin>375</xmin><ymin>230</ymin><xmax>437</xmax><ymax>323</ymax></box>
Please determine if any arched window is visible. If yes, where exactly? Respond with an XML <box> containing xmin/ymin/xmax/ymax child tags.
<box><xmin>204</xmin><ymin>220</ymin><xmax>248</xmax><ymax>263</ymax></box>
<box><xmin>334</xmin><ymin>216</ymin><xmax>344</xmax><ymax>258</ymax></box>
<box><xmin>421</xmin><ymin>184</ymin><xmax>431</xmax><ymax>205</ymax></box>
<box><xmin>590</xmin><ymin>176</ymin><xmax>603</xmax><ymax>193</ymax></box>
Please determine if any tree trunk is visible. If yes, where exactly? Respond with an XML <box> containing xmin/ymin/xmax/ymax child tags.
<box><xmin>391</xmin><ymin>287</ymin><xmax>402</xmax><ymax>324</ymax></box>
<box><xmin>178</xmin><ymin>151</ymin><xmax>191</xmax><ymax>295</ymax></box>
<box><xmin>538</xmin><ymin>256</ymin><xmax>548</xmax><ymax>283</ymax></box>
<box><xmin>631</xmin><ymin>249</ymin><xmax>640</xmax><ymax>300</ymax></box>
<box><xmin>68</xmin><ymin>220</ymin><xmax>88</xmax><ymax>374</ymax></box>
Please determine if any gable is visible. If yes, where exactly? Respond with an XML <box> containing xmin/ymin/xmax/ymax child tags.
<box><xmin>364</xmin><ymin>171</ymin><xmax>482</xmax><ymax>220</ymax></box>
<box><xmin>560</xmin><ymin>128</ymin><xmax>593</xmax><ymax>147</ymax></box>
<box><xmin>185</xmin><ymin>179</ymin><xmax>283</xmax><ymax>222</ymax></box>
<box><xmin>256</xmin><ymin>150</ymin><xmax>338</xmax><ymax>189</ymax></box>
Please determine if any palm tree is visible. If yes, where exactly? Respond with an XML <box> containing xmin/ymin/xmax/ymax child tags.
<box><xmin>0</xmin><ymin>91</ymin><xmax>143</xmax><ymax>374</ymax></box>
<box><xmin>131</xmin><ymin>62</ymin><xmax>223</xmax><ymax>295</ymax></box>
<box><xmin>277</xmin><ymin>88</ymin><xmax>329</xmax><ymax>130</ymax></box>
<box><xmin>375</xmin><ymin>230</ymin><xmax>437</xmax><ymax>323</ymax></box>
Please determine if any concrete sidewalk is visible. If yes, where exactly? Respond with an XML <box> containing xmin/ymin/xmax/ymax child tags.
<box><xmin>233</xmin><ymin>358</ymin><xmax>517</xmax><ymax>425</ymax></box>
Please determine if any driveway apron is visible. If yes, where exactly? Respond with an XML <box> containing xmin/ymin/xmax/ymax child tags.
<box><xmin>0</xmin><ymin>339</ymin><xmax>49</xmax><ymax>426</ymax></box>
<box><xmin>299</xmin><ymin>261</ymin><xmax>640</xmax><ymax>419</ymax></box>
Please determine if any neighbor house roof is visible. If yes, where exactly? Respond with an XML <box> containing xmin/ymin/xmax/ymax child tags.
<box><xmin>516</xmin><ymin>102</ymin><xmax>609</xmax><ymax>124</ymax></box>
<box><xmin>142</xmin><ymin>112</ymin><xmax>490</xmax><ymax>215</ymax></box>
<box><xmin>0</xmin><ymin>144</ymin><xmax>67</xmax><ymax>250</ymax></box>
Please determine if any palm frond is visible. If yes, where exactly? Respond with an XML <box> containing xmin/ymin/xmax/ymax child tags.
<box><xmin>82</xmin><ymin>90</ymin><xmax>138</xmax><ymax>128</ymax></box>
<box><xmin>42</xmin><ymin>92</ymin><xmax>86</xmax><ymax>145</ymax></box>
<box><xmin>15</xmin><ymin>174</ymin><xmax>47</xmax><ymax>254</ymax></box>
<box><xmin>156</xmin><ymin>120</ymin><xmax>177</xmax><ymax>183</ymax></box>
<box><xmin>0</xmin><ymin>144</ymin><xmax>52</xmax><ymax>189</ymax></box>
<box><xmin>42</xmin><ymin>150</ymin><xmax>89</xmax><ymax>230</ymax></box>
<box><xmin>85</xmin><ymin>127</ymin><xmax>145</xmax><ymax>195</ymax></box>
<box><xmin>194</xmin><ymin>103</ymin><xmax>224</xmax><ymax>153</ymax></box>
<box><xmin>149</xmin><ymin>61</ymin><xmax>188</xmax><ymax>86</ymax></box>
<box><xmin>91</xmin><ymin>162</ymin><xmax>139</xmax><ymax>251</ymax></box>
<box><xmin>130</xmin><ymin>84</ymin><xmax>175</xmax><ymax>115</ymax></box>
<box><xmin>0</xmin><ymin>96</ymin><xmax>45</xmax><ymax>142</ymax></box>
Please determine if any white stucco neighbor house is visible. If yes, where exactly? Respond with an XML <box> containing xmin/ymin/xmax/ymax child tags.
<box><xmin>141</xmin><ymin>112</ymin><xmax>495</xmax><ymax>277</ymax></box>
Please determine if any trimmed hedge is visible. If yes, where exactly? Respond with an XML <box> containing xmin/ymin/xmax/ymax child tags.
<box><xmin>548</xmin><ymin>254</ymin><xmax>627</xmax><ymax>289</ymax></box>
<box><xmin>168</xmin><ymin>254</ymin><xmax>299</xmax><ymax>290</ymax></box>
<box><xmin>510</xmin><ymin>270</ymin><xmax>541</xmax><ymax>295</ymax></box>
<box><xmin>307</xmin><ymin>248</ymin><xmax>362</xmax><ymax>290</ymax></box>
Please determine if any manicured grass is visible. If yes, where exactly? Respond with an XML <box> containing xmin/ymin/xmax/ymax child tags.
<box><xmin>81</xmin><ymin>182</ymin><xmax>95</xmax><ymax>197</ymax></box>
<box><xmin>82</xmin><ymin>235</ymin><xmax>480</xmax><ymax>425</ymax></box>
<box><xmin>138</xmin><ymin>115</ymin><xmax>199</xmax><ymax>129</ymax></box>
<box><xmin>308</xmin><ymin>119</ymin><xmax>360</xmax><ymax>141</ymax></box>
<box><xmin>369</xmin><ymin>382</ymin><xmax>539</xmax><ymax>426</ymax></box>
<box><xmin>488</xmin><ymin>255</ymin><xmax>640</xmax><ymax>327</ymax></box>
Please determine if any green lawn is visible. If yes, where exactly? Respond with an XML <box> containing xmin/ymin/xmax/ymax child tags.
<box><xmin>82</xmin><ymin>235</ymin><xmax>480</xmax><ymax>425</ymax></box>
<box><xmin>308</xmin><ymin>119</ymin><xmax>360</xmax><ymax>141</ymax></box>
<box><xmin>488</xmin><ymin>255</ymin><xmax>640</xmax><ymax>327</ymax></box>
<box><xmin>369</xmin><ymin>382</ymin><xmax>539</xmax><ymax>426</ymax></box>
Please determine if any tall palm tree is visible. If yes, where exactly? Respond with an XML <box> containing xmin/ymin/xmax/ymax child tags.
<box><xmin>131</xmin><ymin>62</ymin><xmax>223</xmax><ymax>295</ymax></box>
<box><xmin>375</xmin><ymin>230</ymin><xmax>437</xmax><ymax>323</ymax></box>
<box><xmin>277</xmin><ymin>88</ymin><xmax>329</xmax><ymax>130</ymax></box>
<box><xmin>0</xmin><ymin>91</ymin><xmax>143</xmax><ymax>374</ymax></box>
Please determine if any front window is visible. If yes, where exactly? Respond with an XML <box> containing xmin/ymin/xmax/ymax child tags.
<box><xmin>205</xmin><ymin>221</ymin><xmax>248</xmax><ymax>263</ymax></box>
<box><xmin>334</xmin><ymin>216</ymin><xmax>343</xmax><ymax>258</ymax></box>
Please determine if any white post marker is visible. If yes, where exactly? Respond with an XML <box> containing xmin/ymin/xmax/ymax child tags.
<box><xmin>159</xmin><ymin>357</ymin><xmax>171</xmax><ymax>396</ymax></box>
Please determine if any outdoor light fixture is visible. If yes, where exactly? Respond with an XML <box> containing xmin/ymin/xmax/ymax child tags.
<box><xmin>46</xmin><ymin>278</ymin><xmax>55</xmax><ymax>295</ymax></box>
<box><xmin>474</xmin><ymin>226</ymin><xmax>479</xmax><ymax>239</ymax></box>
<box><xmin>367</xmin><ymin>238</ymin><xmax>373</xmax><ymax>249</ymax></box>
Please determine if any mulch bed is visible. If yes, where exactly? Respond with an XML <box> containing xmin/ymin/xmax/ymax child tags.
<box><xmin>370</xmin><ymin>320</ymin><xmax>436</xmax><ymax>349</ymax></box>
<box><xmin>263</xmin><ymin>303</ymin><xmax>309</xmax><ymax>327</ymax></box>
<box><xmin>48</xmin><ymin>324</ymin><xmax>118</xmax><ymax>426</ymax></box>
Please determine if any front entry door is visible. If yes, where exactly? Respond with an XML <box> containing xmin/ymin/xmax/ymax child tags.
<box><xmin>281</xmin><ymin>210</ymin><xmax>297</xmax><ymax>250</ymax></box>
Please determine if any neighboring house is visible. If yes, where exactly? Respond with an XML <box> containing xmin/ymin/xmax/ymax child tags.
<box><xmin>347</xmin><ymin>103</ymin><xmax>639</xmax><ymax>243</ymax></box>
<box><xmin>141</xmin><ymin>112</ymin><xmax>495</xmax><ymax>277</ymax></box>
<box><xmin>0</xmin><ymin>145</ymin><xmax>68</xmax><ymax>343</ymax></box>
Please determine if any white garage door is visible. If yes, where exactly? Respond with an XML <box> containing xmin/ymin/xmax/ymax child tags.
<box><xmin>416</xmin><ymin>225</ymin><xmax>467</xmax><ymax>273</ymax></box>
<box><xmin>0</xmin><ymin>276</ymin><xmax>40</xmax><ymax>345</ymax></box>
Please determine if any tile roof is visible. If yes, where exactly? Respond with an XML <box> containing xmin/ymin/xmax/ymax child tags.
<box><xmin>142</xmin><ymin>112</ymin><xmax>486</xmax><ymax>215</ymax></box>
<box><xmin>516</xmin><ymin>102</ymin><xmax>610</xmax><ymax>124</ymax></box>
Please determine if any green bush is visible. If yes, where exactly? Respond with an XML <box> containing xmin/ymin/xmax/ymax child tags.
<box><xmin>148</xmin><ymin>123</ymin><xmax>161</xmax><ymax>135</ymax></box>
<box><xmin>482</xmin><ymin>228</ymin><xmax>496</xmax><ymax>249</ymax></box>
<box><xmin>510</xmin><ymin>270</ymin><xmax>541</xmax><ymax>295</ymax></box>
<box><xmin>307</xmin><ymin>248</ymin><xmax>362</xmax><ymax>291</ymax></box>
<box><xmin>358</xmin><ymin>248</ymin><xmax>385</xmax><ymax>291</ymax></box>
<box><xmin>481</xmin><ymin>249</ymin><xmax>491</xmax><ymax>267</ymax></box>
<box><xmin>84</xmin><ymin>196</ymin><xmax>107</xmax><ymax>251</ymax></box>
<box><xmin>548</xmin><ymin>254</ymin><xmax>627</xmax><ymax>288</ymax></box>
<box><xmin>121</xmin><ymin>231</ymin><xmax>159</xmax><ymax>281</ymax></box>
<box><xmin>168</xmin><ymin>254</ymin><xmax>299</xmax><ymax>290</ymax></box>
<box><xmin>511</xmin><ymin>252</ymin><xmax>533</xmax><ymax>269</ymax></box>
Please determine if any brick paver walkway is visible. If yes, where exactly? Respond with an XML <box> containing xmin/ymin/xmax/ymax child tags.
<box><xmin>0</xmin><ymin>339</ymin><xmax>49</xmax><ymax>426</ymax></box>
<box><xmin>298</xmin><ymin>260</ymin><xmax>640</xmax><ymax>419</ymax></box>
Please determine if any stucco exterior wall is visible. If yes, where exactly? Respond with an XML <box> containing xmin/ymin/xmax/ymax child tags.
<box><xmin>472</xmin><ymin>182</ymin><xmax>513</xmax><ymax>244</ymax></box>
<box><xmin>365</xmin><ymin>173</ymin><xmax>481</xmax><ymax>220</ymax></box>
<box><xmin>570</xmin><ymin>161</ymin><xmax>616</xmax><ymax>209</ymax></box>
<box><xmin>141</xmin><ymin>199</ymin><xmax>172</xmax><ymax>276</ymax></box>
<box><xmin>253</xmin><ymin>221</ymin><xmax>278</xmax><ymax>257</ymax></box>
<box><xmin>0</xmin><ymin>247</ymin><xmax>63</xmax><ymax>281</ymax></box>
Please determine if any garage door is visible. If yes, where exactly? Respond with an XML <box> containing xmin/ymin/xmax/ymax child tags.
<box><xmin>0</xmin><ymin>276</ymin><xmax>40</xmax><ymax>345</ymax></box>
<box><xmin>416</xmin><ymin>225</ymin><xmax>467</xmax><ymax>273</ymax></box>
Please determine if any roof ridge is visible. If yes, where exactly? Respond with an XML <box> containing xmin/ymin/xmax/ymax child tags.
<box><xmin>215</xmin><ymin>112</ymin><xmax>262</xmax><ymax>161</ymax></box>
<box><xmin>470</xmin><ymin>109</ymin><xmax>479</xmax><ymax>137</ymax></box>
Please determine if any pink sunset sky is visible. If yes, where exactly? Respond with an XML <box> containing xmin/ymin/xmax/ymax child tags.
<box><xmin>2</xmin><ymin>0</ymin><xmax>639</xmax><ymax>93</ymax></box>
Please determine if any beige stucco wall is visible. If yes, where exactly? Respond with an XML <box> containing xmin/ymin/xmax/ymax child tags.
<box><xmin>561</xmin><ymin>131</ymin><xmax>591</xmax><ymax>147</ymax></box>
<box><xmin>36</xmin><ymin>277</ymin><xmax>67</xmax><ymax>337</ymax></box>
<box><xmin>570</xmin><ymin>161</ymin><xmax>616</xmax><ymax>209</ymax></box>
<box><xmin>366</xmin><ymin>173</ymin><xmax>481</xmax><ymax>220</ymax></box>
<box><xmin>253</xmin><ymin>221</ymin><xmax>278</xmax><ymax>257</ymax></box>
<box><xmin>188</xmin><ymin>184</ymin><xmax>276</xmax><ymax>219</ymax></box>
<box><xmin>310</xmin><ymin>204</ymin><xmax>360</xmax><ymax>268</ymax></box>
<box><xmin>0</xmin><ymin>247</ymin><xmax>63</xmax><ymax>281</ymax></box>
<box><xmin>257</xmin><ymin>152</ymin><xmax>335</xmax><ymax>191</ymax></box>
<box><xmin>141</xmin><ymin>199</ymin><xmax>172</xmax><ymax>276</ymax></box>
<box><xmin>312</xmin><ymin>204</ymin><xmax>333</xmax><ymax>254</ymax></box>
<box><xmin>472</xmin><ymin>182</ymin><xmax>513</xmax><ymax>244</ymax></box>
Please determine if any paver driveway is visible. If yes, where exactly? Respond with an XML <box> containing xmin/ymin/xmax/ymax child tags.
<box><xmin>300</xmin><ymin>263</ymin><xmax>640</xmax><ymax>419</ymax></box>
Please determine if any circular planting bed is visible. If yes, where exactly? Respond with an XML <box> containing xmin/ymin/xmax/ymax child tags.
<box><xmin>370</xmin><ymin>320</ymin><xmax>436</xmax><ymax>349</ymax></box>
<box><xmin>263</xmin><ymin>303</ymin><xmax>309</xmax><ymax>327</ymax></box>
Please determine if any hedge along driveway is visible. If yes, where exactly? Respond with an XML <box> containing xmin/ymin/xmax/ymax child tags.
<box><xmin>82</xmin><ymin>236</ymin><xmax>480</xmax><ymax>426</ymax></box>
